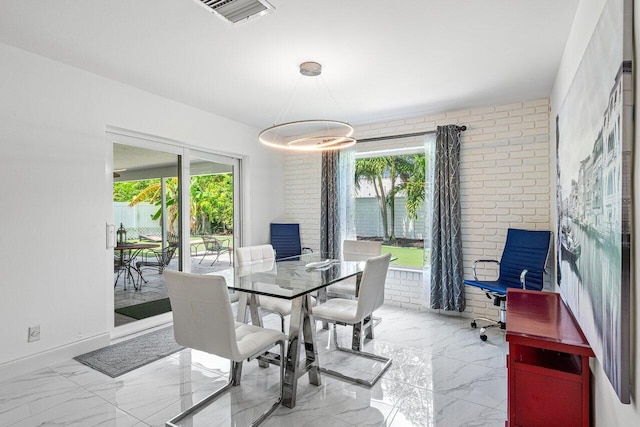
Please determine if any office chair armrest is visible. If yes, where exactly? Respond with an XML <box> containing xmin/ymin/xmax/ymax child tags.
<box><xmin>520</xmin><ymin>268</ymin><xmax>546</xmax><ymax>290</ymax></box>
<box><xmin>472</xmin><ymin>259</ymin><xmax>500</xmax><ymax>280</ymax></box>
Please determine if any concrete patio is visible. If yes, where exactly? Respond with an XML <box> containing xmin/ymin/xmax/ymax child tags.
<box><xmin>114</xmin><ymin>254</ymin><xmax>233</xmax><ymax>327</ymax></box>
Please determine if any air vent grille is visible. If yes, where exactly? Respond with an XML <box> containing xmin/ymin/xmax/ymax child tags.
<box><xmin>195</xmin><ymin>0</ymin><xmax>274</xmax><ymax>24</ymax></box>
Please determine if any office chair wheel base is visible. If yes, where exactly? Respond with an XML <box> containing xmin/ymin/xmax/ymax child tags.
<box><xmin>480</xmin><ymin>334</ymin><xmax>487</xmax><ymax>341</ymax></box>
<box><xmin>471</xmin><ymin>321</ymin><xmax>477</xmax><ymax>329</ymax></box>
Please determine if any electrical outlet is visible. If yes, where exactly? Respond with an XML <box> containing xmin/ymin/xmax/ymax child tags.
<box><xmin>28</xmin><ymin>325</ymin><xmax>40</xmax><ymax>342</ymax></box>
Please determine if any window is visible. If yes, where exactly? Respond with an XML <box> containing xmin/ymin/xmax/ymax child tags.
<box><xmin>353</xmin><ymin>137</ymin><xmax>434</xmax><ymax>269</ymax></box>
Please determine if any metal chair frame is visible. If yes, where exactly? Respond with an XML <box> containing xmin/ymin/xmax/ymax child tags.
<box><xmin>136</xmin><ymin>244</ymin><xmax>178</xmax><ymax>287</ymax></box>
<box><xmin>199</xmin><ymin>235</ymin><xmax>232</xmax><ymax>266</ymax></box>
<box><xmin>166</xmin><ymin>341</ymin><xmax>285</xmax><ymax>427</ymax></box>
<box><xmin>320</xmin><ymin>317</ymin><xmax>392</xmax><ymax>387</ymax></box>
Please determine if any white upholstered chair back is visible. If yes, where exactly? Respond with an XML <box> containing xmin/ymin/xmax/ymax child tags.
<box><xmin>236</xmin><ymin>244</ymin><xmax>276</xmax><ymax>266</ymax></box>
<box><xmin>343</xmin><ymin>240</ymin><xmax>382</xmax><ymax>261</ymax></box>
<box><xmin>164</xmin><ymin>270</ymin><xmax>240</xmax><ymax>361</ymax></box>
<box><xmin>355</xmin><ymin>253</ymin><xmax>391</xmax><ymax>322</ymax></box>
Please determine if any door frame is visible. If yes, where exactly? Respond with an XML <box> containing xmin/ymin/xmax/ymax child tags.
<box><xmin>106</xmin><ymin>127</ymin><xmax>243</xmax><ymax>337</ymax></box>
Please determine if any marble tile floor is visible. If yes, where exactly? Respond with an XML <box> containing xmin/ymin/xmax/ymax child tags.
<box><xmin>0</xmin><ymin>305</ymin><xmax>508</xmax><ymax>426</ymax></box>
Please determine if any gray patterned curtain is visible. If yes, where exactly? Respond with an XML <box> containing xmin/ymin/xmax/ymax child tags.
<box><xmin>321</xmin><ymin>151</ymin><xmax>340</xmax><ymax>258</ymax></box>
<box><xmin>430</xmin><ymin>125</ymin><xmax>465</xmax><ymax>311</ymax></box>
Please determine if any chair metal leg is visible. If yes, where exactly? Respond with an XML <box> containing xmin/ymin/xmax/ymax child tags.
<box><xmin>209</xmin><ymin>251</ymin><xmax>222</xmax><ymax>266</ymax></box>
<box><xmin>166</xmin><ymin>342</ymin><xmax>285</xmax><ymax>427</ymax></box>
<box><xmin>319</xmin><ymin>323</ymin><xmax>392</xmax><ymax>387</ymax></box>
<box><xmin>251</xmin><ymin>341</ymin><xmax>285</xmax><ymax>426</ymax></box>
<box><xmin>165</xmin><ymin>361</ymin><xmax>239</xmax><ymax>427</ymax></box>
<box><xmin>470</xmin><ymin>299</ymin><xmax>507</xmax><ymax>341</ymax></box>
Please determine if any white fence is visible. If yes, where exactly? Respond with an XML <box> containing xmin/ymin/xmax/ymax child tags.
<box><xmin>355</xmin><ymin>197</ymin><xmax>426</xmax><ymax>239</ymax></box>
<box><xmin>116</xmin><ymin>199</ymin><xmax>424</xmax><ymax>240</ymax></box>
<box><xmin>114</xmin><ymin>202</ymin><xmax>160</xmax><ymax>236</ymax></box>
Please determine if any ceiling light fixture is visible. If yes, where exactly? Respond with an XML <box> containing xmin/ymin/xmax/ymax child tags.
<box><xmin>258</xmin><ymin>62</ymin><xmax>356</xmax><ymax>152</ymax></box>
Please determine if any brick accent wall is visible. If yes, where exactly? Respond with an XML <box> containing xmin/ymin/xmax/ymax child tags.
<box><xmin>283</xmin><ymin>153</ymin><xmax>322</xmax><ymax>251</ymax></box>
<box><xmin>284</xmin><ymin>98</ymin><xmax>553</xmax><ymax>320</ymax></box>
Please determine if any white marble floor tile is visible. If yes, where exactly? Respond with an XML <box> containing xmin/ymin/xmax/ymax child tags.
<box><xmin>389</xmin><ymin>386</ymin><xmax>506</xmax><ymax>427</ymax></box>
<box><xmin>0</xmin><ymin>305</ymin><xmax>509</xmax><ymax>427</ymax></box>
<box><xmin>412</xmin><ymin>355</ymin><xmax>506</xmax><ymax>410</ymax></box>
<box><xmin>83</xmin><ymin>355</ymin><xmax>230</xmax><ymax>422</ymax></box>
<box><xmin>10</xmin><ymin>391</ymin><xmax>143</xmax><ymax>427</ymax></box>
<box><xmin>0</xmin><ymin>368</ymin><xmax>88</xmax><ymax>426</ymax></box>
<box><xmin>264</xmin><ymin>376</ymin><xmax>404</xmax><ymax>427</ymax></box>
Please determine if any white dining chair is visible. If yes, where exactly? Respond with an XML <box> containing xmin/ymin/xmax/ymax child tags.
<box><xmin>312</xmin><ymin>252</ymin><xmax>392</xmax><ymax>387</ymax></box>
<box><xmin>236</xmin><ymin>244</ymin><xmax>293</xmax><ymax>333</ymax></box>
<box><xmin>164</xmin><ymin>270</ymin><xmax>285</xmax><ymax>427</ymax></box>
<box><xmin>326</xmin><ymin>240</ymin><xmax>382</xmax><ymax>298</ymax></box>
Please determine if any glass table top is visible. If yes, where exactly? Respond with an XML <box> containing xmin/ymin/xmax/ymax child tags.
<box><xmin>208</xmin><ymin>252</ymin><xmax>366</xmax><ymax>300</ymax></box>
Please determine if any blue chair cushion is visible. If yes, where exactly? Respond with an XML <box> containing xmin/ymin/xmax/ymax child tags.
<box><xmin>462</xmin><ymin>280</ymin><xmax>509</xmax><ymax>296</ymax></box>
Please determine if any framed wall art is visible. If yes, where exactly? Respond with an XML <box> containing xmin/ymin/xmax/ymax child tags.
<box><xmin>555</xmin><ymin>0</ymin><xmax>633</xmax><ymax>403</ymax></box>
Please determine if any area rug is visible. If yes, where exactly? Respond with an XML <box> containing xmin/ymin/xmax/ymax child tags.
<box><xmin>74</xmin><ymin>326</ymin><xmax>184</xmax><ymax>377</ymax></box>
<box><xmin>115</xmin><ymin>298</ymin><xmax>172</xmax><ymax>320</ymax></box>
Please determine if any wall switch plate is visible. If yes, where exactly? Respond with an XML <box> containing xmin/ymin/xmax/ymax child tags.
<box><xmin>28</xmin><ymin>325</ymin><xmax>40</xmax><ymax>342</ymax></box>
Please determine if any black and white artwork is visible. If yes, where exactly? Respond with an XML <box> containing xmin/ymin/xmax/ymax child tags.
<box><xmin>556</xmin><ymin>0</ymin><xmax>632</xmax><ymax>403</ymax></box>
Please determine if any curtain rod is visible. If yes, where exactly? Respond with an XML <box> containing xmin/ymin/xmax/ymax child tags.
<box><xmin>356</xmin><ymin>125</ymin><xmax>467</xmax><ymax>144</ymax></box>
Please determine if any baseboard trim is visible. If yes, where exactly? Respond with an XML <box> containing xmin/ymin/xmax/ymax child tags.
<box><xmin>0</xmin><ymin>332</ymin><xmax>110</xmax><ymax>383</ymax></box>
<box><xmin>111</xmin><ymin>313</ymin><xmax>173</xmax><ymax>341</ymax></box>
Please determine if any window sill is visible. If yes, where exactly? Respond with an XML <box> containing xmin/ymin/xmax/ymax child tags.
<box><xmin>389</xmin><ymin>265</ymin><xmax>430</xmax><ymax>273</ymax></box>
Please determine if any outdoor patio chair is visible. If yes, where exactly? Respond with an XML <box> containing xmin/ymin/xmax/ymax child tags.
<box><xmin>114</xmin><ymin>254</ymin><xmax>135</xmax><ymax>290</ymax></box>
<box><xmin>135</xmin><ymin>243</ymin><xmax>178</xmax><ymax>287</ymax></box>
<box><xmin>199</xmin><ymin>235</ymin><xmax>232</xmax><ymax>266</ymax></box>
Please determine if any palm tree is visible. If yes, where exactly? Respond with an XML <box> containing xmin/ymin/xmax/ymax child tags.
<box><xmin>355</xmin><ymin>157</ymin><xmax>391</xmax><ymax>241</ymax></box>
<box><xmin>392</xmin><ymin>154</ymin><xmax>427</xmax><ymax>220</ymax></box>
<box><xmin>355</xmin><ymin>154</ymin><xmax>427</xmax><ymax>242</ymax></box>
<box><xmin>129</xmin><ymin>178</ymin><xmax>179</xmax><ymax>234</ymax></box>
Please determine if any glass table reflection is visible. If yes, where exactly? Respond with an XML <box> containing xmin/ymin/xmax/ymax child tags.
<box><xmin>210</xmin><ymin>252</ymin><xmax>366</xmax><ymax>408</ymax></box>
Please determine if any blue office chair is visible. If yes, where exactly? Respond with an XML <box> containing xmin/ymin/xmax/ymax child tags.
<box><xmin>270</xmin><ymin>223</ymin><xmax>312</xmax><ymax>260</ymax></box>
<box><xmin>463</xmin><ymin>228</ymin><xmax>552</xmax><ymax>341</ymax></box>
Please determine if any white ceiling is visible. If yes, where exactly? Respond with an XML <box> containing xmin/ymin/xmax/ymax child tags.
<box><xmin>0</xmin><ymin>0</ymin><xmax>579</xmax><ymax>130</ymax></box>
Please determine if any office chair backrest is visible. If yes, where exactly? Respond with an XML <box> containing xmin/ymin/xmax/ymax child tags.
<box><xmin>270</xmin><ymin>223</ymin><xmax>302</xmax><ymax>260</ymax></box>
<box><xmin>343</xmin><ymin>240</ymin><xmax>382</xmax><ymax>261</ymax></box>
<box><xmin>236</xmin><ymin>244</ymin><xmax>275</xmax><ymax>266</ymax></box>
<box><xmin>164</xmin><ymin>270</ymin><xmax>239</xmax><ymax>361</ymax></box>
<box><xmin>499</xmin><ymin>228</ymin><xmax>552</xmax><ymax>291</ymax></box>
<box><xmin>355</xmin><ymin>253</ymin><xmax>391</xmax><ymax>321</ymax></box>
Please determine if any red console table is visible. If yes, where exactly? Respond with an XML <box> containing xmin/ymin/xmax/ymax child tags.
<box><xmin>506</xmin><ymin>289</ymin><xmax>594</xmax><ymax>427</ymax></box>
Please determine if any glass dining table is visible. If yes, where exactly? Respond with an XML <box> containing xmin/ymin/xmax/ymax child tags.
<box><xmin>210</xmin><ymin>252</ymin><xmax>366</xmax><ymax>408</ymax></box>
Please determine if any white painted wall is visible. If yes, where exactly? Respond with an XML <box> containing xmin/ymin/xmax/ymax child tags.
<box><xmin>0</xmin><ymin>42</ymin><xmax>284</xmax><ymax>375</ymax></box>
<box><xmin>550</xmin><ymin>0</ymin><xmax>640</xmax><ymax>424</ymax></box>
<box><xmin>284</xmin><ymin>98</ymin><xmax>553</xmax><ymax>317</ymax></box>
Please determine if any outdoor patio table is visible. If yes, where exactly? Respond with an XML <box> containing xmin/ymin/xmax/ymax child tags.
<box><xmin>114</xmin><ymin>243</ymin><xmax>159</xmax><ymax>290</ymax></box>
<box><xmin>211</xmin><ymin>252</ymin><xmax>367</xmax><ymax>408</ymax></box>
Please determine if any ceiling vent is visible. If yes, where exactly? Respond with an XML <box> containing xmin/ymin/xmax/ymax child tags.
<box><xmin>194</xmin><ymin>0</ymin><xmax>274</xmax><ymax>24</ymax></box>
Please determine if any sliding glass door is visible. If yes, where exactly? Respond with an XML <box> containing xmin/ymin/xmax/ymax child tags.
<box><xmin>108</xmin><ymin>132</ymin><xmax>241</xmax><ymax>329</ymax></box>
<box><xmin>188</xmin><ymin>151</ymin><xmax>240</xmax><ymax>274</ymax></box>
<box><xmin>112</xmin><ymin>142</ymin><xmax>182</xmax><ymax>327</ymax></box>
